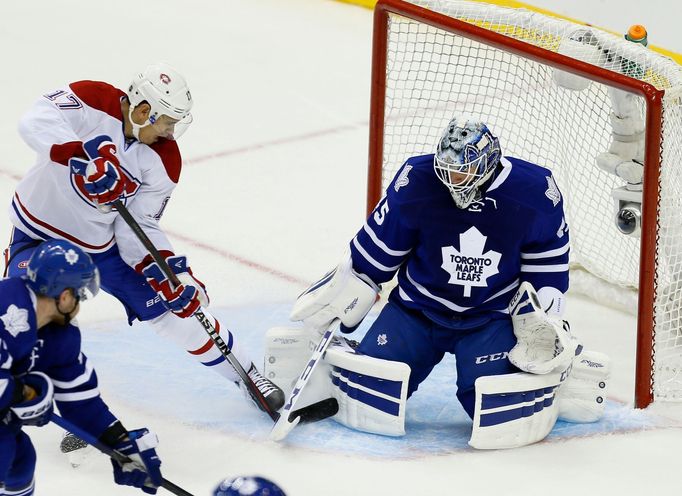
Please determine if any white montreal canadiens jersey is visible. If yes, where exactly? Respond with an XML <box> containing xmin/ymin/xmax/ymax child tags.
<box><xmin>350</xmin><ymin>154</ymin><xmax>569</xmax><ymax>317</ymax></box>
<box><xmin>9</xmin><ymin>80</ymin><xmax>182</xmax><ymax>267</ymax></box>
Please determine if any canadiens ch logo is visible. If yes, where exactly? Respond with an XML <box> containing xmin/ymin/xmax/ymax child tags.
<box><xmin>441</xmin><ymin>227</ymin><xmax>501</xmax><ymax>297</ymax></box>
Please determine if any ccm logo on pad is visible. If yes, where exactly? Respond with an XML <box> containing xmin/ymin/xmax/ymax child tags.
<box><xmin>475</xmin><ymin>352</ymin><xmax>509</xmax><ymax>364</ymax></box>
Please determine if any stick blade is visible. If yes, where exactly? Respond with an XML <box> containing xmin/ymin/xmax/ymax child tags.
<box><xmin>295</xmin><ymin>397</ymin><xmax>339</xmax><ymax>424</ymax></box>
<box><xmin>269</xmin><ymin>398</ymin><xmax>339</xmax><ymax>442</ymax></box>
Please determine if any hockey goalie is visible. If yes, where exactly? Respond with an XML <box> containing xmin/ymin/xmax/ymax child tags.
<box><xmin>265</xmin><ymin>116</ymin><xmax>611</xmax><ymax>449</ymax></box>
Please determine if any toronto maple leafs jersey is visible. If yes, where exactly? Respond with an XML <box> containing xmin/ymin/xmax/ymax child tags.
<box><xmin>351</xmin><ymin>154</ymin><xmax>569</xmax><ymax>320</ymax></box>
<box><xmin>9</xmin><ymin>80</ymin><xmax>182</xmax><ymax>268</ymax></box>
<box><xmin>0</xmin><ymin>277</ymin><xmax>117</xmax><ymax>436</ymax></box>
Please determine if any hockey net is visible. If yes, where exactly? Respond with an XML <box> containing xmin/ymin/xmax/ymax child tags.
<box><xmin>367</xmin><ymin>0</ymin><xmax>682</xmax><ymax>407</ymax></box>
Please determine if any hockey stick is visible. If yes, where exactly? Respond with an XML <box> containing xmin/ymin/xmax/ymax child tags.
<box><xmin>270</xmin><ymin>320</ymin><xmax>340</xmax><ymax>441</ymax></box>
<box><xmin>51</xmin><ymin>414</ymin><xmax>194</xmax><ymax>496</ymax></box>
<box><xmin>111</xmin><ymin>200</ymin><xmax>337</xmax><ymax>426</ymax></box>
<box><xmin>112</xmin><ymin>199</ymin><xmax>278</xmax><ymax>420</ymax></box>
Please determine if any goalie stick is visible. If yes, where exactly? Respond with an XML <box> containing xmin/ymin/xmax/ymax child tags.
<box><xmin>111</xmin><ymin>199</ymin><xmax>337</xmax><ymax>426</ymax></box>
<box><xmin>270</xmin><ymin>320</ymin><xmax>340</xmax><ymax>441</ymax></box>
<box><xmin>51</xmin><ymin>414</ymin><xmax>194</xmax><ymax>496</ymax></box>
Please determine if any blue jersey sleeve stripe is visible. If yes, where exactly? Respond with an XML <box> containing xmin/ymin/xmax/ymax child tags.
<box><xmin>54</xmin><ymin>388</ymin><xmax>100</xmax><ymax>402</ymax></box>
<box><xmin>362</xmin><ymin>222</ymin><xmax>412</xmax><ymax>257</ymax></box>
<box><xmin>352</xmin><ymin>237</ymin><xmax>402</xmax><ymax>273</ymax></box>
<box><xmin>520</xmin><ymin>242</ymin><xmax>570</xmax><ymax>259</ymax></box>
<box><xmin>49</xmin><ymin>358</ymin><xmax>94</xmax><ymax>388</ymax></box>
<box><xmin>520</xmin><ymin>264</ymin><xmax>569</xmax><ymax>273</ymax></box>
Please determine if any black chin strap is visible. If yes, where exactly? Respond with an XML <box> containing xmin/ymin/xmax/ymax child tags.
<box><xmin>55</xmin><ymin>294</ymin><xmax>79</xmax><ymax>326</ymax></box>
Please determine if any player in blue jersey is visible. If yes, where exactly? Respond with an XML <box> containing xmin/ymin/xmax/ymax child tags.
<box><xmin>0</xmin><ymin>240</ymin><xmax>164</xmax><ymax>494</ymax></box>
<box><xmin>280</xmin><ymin>117</ymin><xmax>610</xmax><ymax>447</ymax></box>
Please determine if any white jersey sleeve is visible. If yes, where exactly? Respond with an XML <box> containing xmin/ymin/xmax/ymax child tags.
<box><xmin>10</xmin><ymin>80</ymin><xmax>184</xmax><ymax>267</ymax></box>
<box><xmin>17</xmin><ymin>88</ymin><xmax>88</xmax><ymax>158</ymax></box>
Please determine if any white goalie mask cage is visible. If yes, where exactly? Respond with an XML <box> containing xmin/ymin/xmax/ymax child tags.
<box><xmin>434</xmin><ymin>117</ymin><xmax>501</xmax><ymax>208</ymax></box>
<box><xmin>127</xmin><ymin>62</ymin><xmax>194</xmax><ymax>140</ymax></box>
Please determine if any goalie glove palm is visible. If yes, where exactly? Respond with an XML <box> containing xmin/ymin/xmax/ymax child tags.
<box><xmin>508</xmin><ymin>282</ymin><xmax>581</xmax><ymax>375</ymax></box>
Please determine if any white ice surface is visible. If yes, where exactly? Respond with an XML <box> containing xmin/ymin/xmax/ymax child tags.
<box><xmin>1</xmin><ymin>1</ymin><xmax>682</xmax><ymax>495</ymax></box>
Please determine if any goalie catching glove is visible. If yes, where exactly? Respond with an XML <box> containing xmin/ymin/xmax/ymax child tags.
<box><xmin>508</xmin><ymin>282</ymin><xmax>582</xmax><ymax>375</ymax></box>
<box><xmin>291</xmin><ymin>250</ymin><xmax>379</xmax><ymax>333</ymax></box>
<box><xmin>137</xmin><ymin>251</ymin><xmax>209</xmax><ymax>318</ymax></box>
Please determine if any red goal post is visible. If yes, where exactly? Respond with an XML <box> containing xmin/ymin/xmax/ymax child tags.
<box><xmin>366</xmin><ymin>0</ymin><xmax>682</xmax><ymax>408</ymax></box>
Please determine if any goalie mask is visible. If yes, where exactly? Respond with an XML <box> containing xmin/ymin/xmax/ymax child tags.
<box><xmin>127</xmin><ymin>62</ymin><xmax>193</xmax><ymax>140</ymax></box>
<box><xmin>434</xmin><ymin>117</ymin><xmax>501</xmax><ymax>208</ymax></box>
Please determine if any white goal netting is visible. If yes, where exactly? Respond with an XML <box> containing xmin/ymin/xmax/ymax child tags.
<box><xmin>372</xmin><ymin>0</ymin><xmax>682</xmax><ymax>404</ymax></box>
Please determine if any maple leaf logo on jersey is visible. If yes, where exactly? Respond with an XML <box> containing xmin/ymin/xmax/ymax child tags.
<box><xmin>545</xmin><ymin>176</ymin><xmax>561</xmax><ymax>207</ymax></box>
<box><xmin>441</xmin><ymin>227</ymin><xmax>501</xmax><ymax>297</ymax></box>
<box><xmin>1</xmin><ymin>304</ymin><xmax>31</xmax><ymax>338</ymax></box>
<box><xmin>394</xmin><ymin>165</ymin><xmax>413</xmax><ymax>192</ymax></box>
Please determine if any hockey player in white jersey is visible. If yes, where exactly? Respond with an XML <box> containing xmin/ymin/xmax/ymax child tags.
<box><xmin>274</xmin><ymin>117</ymin><xmax>610</xmax><ymax>448</ymax></box>
<box><xmin>2</xmin><ymin>63</ymin><xmax>284</xmax><ymax>415</ymax></box>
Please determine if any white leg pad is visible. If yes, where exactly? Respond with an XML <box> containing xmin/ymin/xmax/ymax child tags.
<box><xmin>326</xmin><ymin>339</ymin><xmax>410</xmax><ymax>437</ymax></box>
<box><xmin>469</xmin><ymin>371</ymin><xmax>564</xmax><ymax>450</ymax></box>
<box><xmin>264</xmin><ymin>326</ymin><xmax>411</xmax><ymax>436</ymax></box>
<box><xmin>263</xmin><ymin>326</ymin><xmax>318</xmax><ymax>394</ymax></box>
<box><xmin>557</xmin><ymin>350</ymin><xmax>611</xmax><ymax>423</ymax></box>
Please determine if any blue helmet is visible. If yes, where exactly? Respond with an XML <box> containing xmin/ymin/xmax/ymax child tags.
<box><xmin>213</xmin><ymin>476</ymin><xmax>286</xmax><ymax>496</ymax></box>
<box><xmin>25</xmin><ymin>240</ymin><xmax>100</xmax><ymax>300</ymax></box>
<box><xmin>434</xmin><ymin>117</ymin><xmax>501</xmax><ymax>208</ymax></box>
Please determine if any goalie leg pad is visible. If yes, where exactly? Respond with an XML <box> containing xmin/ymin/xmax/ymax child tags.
<box><xmin>557</xmin><ymin>350</ymin><xmax>611</xmax><ymax>423</ymax></box>
<box><xmin>469</xmin><ymin>371</ymin><xmax>564</xmax><ymax>449</ymax></box>
<box><xmin>263</xmin><ymin>326</ymin><xmax>326</xmax><ymax>398</ymax></box>
<box><xmin>326</xmin><ymin>338</ymin><xmax>410</xmax><ymax>437</ymax></box>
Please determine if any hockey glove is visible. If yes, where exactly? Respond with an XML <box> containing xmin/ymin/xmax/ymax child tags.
<box><xmin>10</xmin><ymin>371</ymin><xmax>54</xmax><ymax>427</ymax></box>
<box><xmin>69</xmin><ymin>135</ymin><xmax>129</xmax><ymax>205</ymax></box>
<box><xmin>138</xmin><ymin>252</ymin><xmax>209</xmax><ymax>318</ymax></box>
<box><xmin>111</xmin><ymin>428</ymin><xmax>163</xmax><ymax>494</ymax></box>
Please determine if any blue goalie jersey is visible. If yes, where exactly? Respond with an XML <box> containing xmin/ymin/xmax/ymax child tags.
<box><xmin>351</xmin><ymin>154</ymin><xmax>569</xmax><ymax>320</ymax></box>
<box><xmin>0</xmin><ymin>277</ymin><xmax>117</xmax><ymax>436</ymax></box>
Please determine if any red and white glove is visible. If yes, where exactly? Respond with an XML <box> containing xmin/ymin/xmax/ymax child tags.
<box><xmin>137</xmin><ymin>251</ymin><xmax>209</xmax><ymax>318</ymax></box>
<box><xmin>69</xmin><ymin>135</ymin><xmax>130</xmax><ymax>205</ymax></box>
